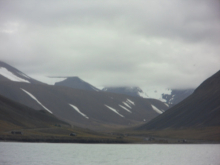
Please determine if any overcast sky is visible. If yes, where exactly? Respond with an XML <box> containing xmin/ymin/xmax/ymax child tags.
<box><xmin>0</xmin><ymin>0</ymin><xmax>220</xmax><ymax>90</ymax></box>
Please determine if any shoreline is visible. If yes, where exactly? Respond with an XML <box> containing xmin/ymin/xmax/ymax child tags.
<box><xmin>1</xmin><ymin>137</ymin><xmax>218</xmax><ymax>144</ymax></box>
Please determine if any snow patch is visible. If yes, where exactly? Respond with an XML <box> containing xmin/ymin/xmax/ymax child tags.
<box><xmin>126</xmin><ymin>99</ymin><xmax>135</xmax><ymax>105</ymax></box>
<box><xmin>105</xmin><ymin>105</ymin><xmax>124</xmax><ymax>117</ymax></box>
<box><xmin>69</xmin><ymin>104</ymin><xmax>89</xmax><ymax>119</ymax></box>
<box><xmin>164</xmin><ymin>103</ymin><xmax>169</xmax><ymax>107</ymax></box>
<box><xmin>169</xmin><ymin>97</ymin><xmax>174</xmax><ymax>104</ymax></box>
<box><xmin>119</xmin><ymin>105</ymin><xmax>132</xmax><ymax>113</ymax></box>
<box><xmin>160</xmin><ymin>98</ymin><xmax>167</xmax><ymax>102</ymax></box>
<box><xmin>122</xmin><ymin>102</ymin><xmax>132</xmax><ymax>109</ymax></box>
<box><xmin>138</xmin><ymin>91</ymin><xmax>148</xmax><ymax>98</ymax></box>
<box><xmin>0</xmin><ymin>67</ymin><xmax>30</xmax><ymax>83</ymax></box>
<box><xmin>144</xmin><ymin>88</ymin><xmax>172</xmax><ymax>102</ymax></box>
<box><xmin>151</xmin><ymin>104</ymin><xmax>163</xmax><ymax>114</ymax></box>
<box><xmin>21</xmin><ymin>88</ymin><xmax>52</xmax><ymax>114</ymax></box>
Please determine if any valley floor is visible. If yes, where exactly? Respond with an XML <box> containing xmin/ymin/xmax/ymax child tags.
<box><xmin>115</xmin><ymin>126</ymin><xmax>220</xmax><ymax>144</ymax></box>
<box><xmin>0</xmin><ymin>125</ymin><xmax>220</xmax><ymax>144</ymax></box>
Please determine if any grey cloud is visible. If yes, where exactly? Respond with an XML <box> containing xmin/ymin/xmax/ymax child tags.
<box><xmin>0</xmin><ymin>0</ymin><xmax>219</xmax><ymax>90</ymax></box>
<box><xmin>2</xmin><ymin>0</ymin><xmax>220</xmax><ymax>44</ymax></box>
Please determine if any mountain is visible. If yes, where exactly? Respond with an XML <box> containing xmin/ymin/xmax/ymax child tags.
<box><xmin>102</xmin><ymin>86</ymin><xmax>194</xmax><ymax>106</ymax></box>
<box><xmin>162</xmin><ymin>89</ymin><xmax>194</xmax><ymax>105</ymax></box>
<box><xmin>0</xmin><ymin>62</ymin><xmax>169</xmax><ymax>131</ymax></box>
<box><xmin>0</xmin><ymin>61</ymin><xmax>43</xmax><ymax>84</ymax></box>
<box><xmin>138</xmin><ymin>70</ymin><xmax>220</xmax><ymax>130</ymax></box>
<box><xmin>0</xmin><ymin>81</ymin><xmax>168</xmax><ymax>130</ymax></box>
<box><xmin>55</xmin><ymin>77</ymin><xmax>100</xmax><ymax>91</ymax></box>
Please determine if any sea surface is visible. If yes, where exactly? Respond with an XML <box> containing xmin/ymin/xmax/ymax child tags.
<box><xmin>0</xmin><ymin>142</ymin><xmax>220</xmax><ymax>165</ymax></box>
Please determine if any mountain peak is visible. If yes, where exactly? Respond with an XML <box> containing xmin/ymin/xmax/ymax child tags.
<box><xmin>63</xmin><ymin>76</ymin><xmax>83</xmax><ymax>82</ymax></box>
<box><xmin>55</xmin><ymin>77</ymin><xmax>100</xmax><ymax>92</ymax></box>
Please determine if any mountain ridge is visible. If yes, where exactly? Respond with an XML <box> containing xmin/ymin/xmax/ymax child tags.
<box><xmin>0</xmin><ymin>61</ymin><xmax>43</xmax><ymax>84</ymax></box>
<box><xmin>55</xmin><ymin>76</ymin><xmax>100</xmax><ymax>92</ymax></box>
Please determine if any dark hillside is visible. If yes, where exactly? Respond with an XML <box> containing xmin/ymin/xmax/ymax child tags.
<box><xmin>0</xmin><ymin>94</ymin><xmax>69</xmax><ymax>131</ymax></box>
<box><xmin>0</xmin><ymin>95</ymin><xmax>136</xmax><ymax>143</ymax></box>
<box><xmin>138</xmin><ymin>70</ymin><xmax>220</xmax><ymax>130</ymax></box>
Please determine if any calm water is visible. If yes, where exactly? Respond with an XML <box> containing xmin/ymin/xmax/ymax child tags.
<box><xmin>0</xmin><ymin>142</ymin><xmax>220</xmax><ymax>165</ymax></box>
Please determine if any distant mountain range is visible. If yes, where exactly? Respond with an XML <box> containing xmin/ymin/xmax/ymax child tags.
<box><xmin>162</xmin><ymin>89</ymin><xmax>194</xmax><ymax>105</ymax></box>
<box><xmin>50</xmin><ymin>72</ymin><xmax>194</xmax><ymax>106</ymax></box>
<box><xmin>0</xmin><ymin>61</ymin><xmax>168</xmax><ymax>130</ymax></box>
<box><xmin>102</xmin><ymin>86</ymin><xmax>194</xmax><ymax>106</ymax></box>
<box><xmin>139</xmin><ymin>70</ymin><xmax>220</xmax><ymax>130</ymax></box>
